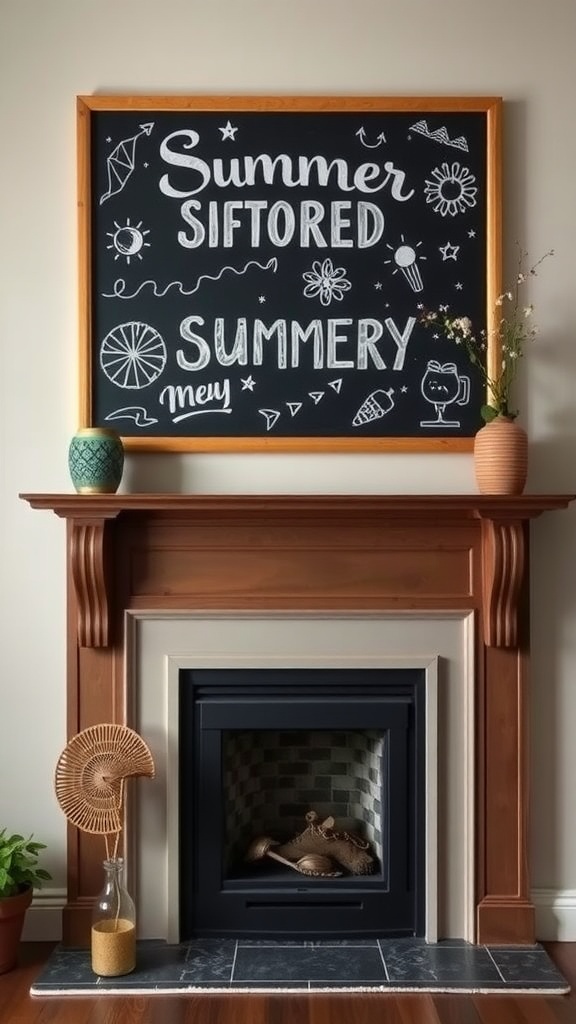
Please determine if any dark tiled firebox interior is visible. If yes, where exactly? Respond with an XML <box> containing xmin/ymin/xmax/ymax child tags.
<box><xmin>31</xmin><ymin>937</ymin><xmax>569</xmax><ymax>994</ymax></box>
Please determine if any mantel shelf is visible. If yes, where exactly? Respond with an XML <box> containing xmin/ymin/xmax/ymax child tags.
<box><xmin>20</xmin><ymin>492</ymin><xmax>575</xmax><ymax>650</ymax></box>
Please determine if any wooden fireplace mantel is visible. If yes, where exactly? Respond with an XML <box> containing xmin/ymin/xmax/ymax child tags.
<box><xmin>20</xmin><ymin>491</ymin><xmax>575</xmax><ymax>946</ymax></box>
<box><xmin>21</xmin><ymin>492</ymin><xmax>574</xmax><ymax>650</ymax></box>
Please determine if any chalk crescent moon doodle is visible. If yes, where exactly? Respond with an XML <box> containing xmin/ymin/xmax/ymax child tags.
<box><xmin>100</xmin><ymin>123</ymin><xmax>154</xmax><ymax>205</ymax></box>
<box><xmin>105</xmin><ymin>406</ymin><xmax>159</xmax><ymax>427</ymax></box>
<box><xmin>100</xmin><ymin>322</ymin><xmax>167</xmax><ymax>389</ymax></box>
<box><xmin>102</xmin><ymin>257</ymin><xmax>278</xmax><ymax>299</ymax></box>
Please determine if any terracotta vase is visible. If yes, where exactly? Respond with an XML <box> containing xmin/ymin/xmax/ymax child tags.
<box><xmin>0</xmin><ymin>886</ymin><xmax>32</xmax><ymax>973</ymax></box>
<box><xmin>473</xmin><ymin>415</ymin><xmax>528</xmax><ymax>495</ymax></box>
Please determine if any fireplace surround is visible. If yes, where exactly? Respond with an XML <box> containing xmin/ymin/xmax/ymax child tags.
<box><xmin>20</xmin><ymin>492</ymin><xmax>574</xmax><ymax>947</ymax></box>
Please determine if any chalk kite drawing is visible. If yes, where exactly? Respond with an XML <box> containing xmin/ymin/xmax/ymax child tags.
<box><xmin>353</xmin><ymin>389</ymin><xmax>395</xmax><ymax>427</ymax></box>
<box><xmin>106</xmin><ymin>218</ymin><xmax>151</xmax><ymax>263</ymax></box>
<box><xmin>100</xmin><ymin>123</ymin><xmax>154</xmax><ymax>205</ymax></box>
<box><xmin>424</xmin><ymin>164</ymin><xmax>477</xmax><ymax>217</ymax></box>
<box><xmin>409</xmin><ymin>120</ymin><xmax>469</xmax><ymax>152</ymax></box>
<box><xmin>105</xmin><ymin>406</ymin><xmax>159</xmax><ymax>427</ymax></box>
<box><xmin>102</xmin><ymin>257</ymin><xmax>278</xmax><ymax>299</ymax></box>
<box><xmin>356</xmin><ymin>127</ymin><xmax>386</xmax><ymax>148</ymax></box>
<box><xmin>100</xmin><ymin>322</ymin><xmax>167</xmax><ymax>389</ymax></box>
<box><xmin>420</xmin><ymin>360</ymin><xmax>470</xmax><ymax>427</ymax></box>
<box><xmin>259</xmin><ymin>409</ymin><xmax>281</xmax><ymax>431</ymax></box>
<box><xmin>302</xmin><ymin>259</ymin><xmax>351</xmax><ymax>306</ymax></box>
<box><xmin>328</xmin><ymin>379</ymin><xmax>343</xmax><ymax>394</ymax></box>
<box><xmin>384</xmin><ymin>237</ymin><xmax>426</xmax><ymax>293</ymax></box>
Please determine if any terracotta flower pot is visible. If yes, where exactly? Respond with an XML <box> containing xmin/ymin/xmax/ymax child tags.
<box><xmin>0</xmin><ymin>885</ymin><xmax>33</xmax><ymax>973</ymax></box>
<box><xmin>473</xmin><ymin>415</ymin><xmax>528</xmax><ymax>495</ymax></box>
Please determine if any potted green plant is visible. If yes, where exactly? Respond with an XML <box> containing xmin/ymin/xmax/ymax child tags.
<box><xmin>0</xmin><ymin>829</ymin><xmax>52</xmax><ymax>973</ymax></box>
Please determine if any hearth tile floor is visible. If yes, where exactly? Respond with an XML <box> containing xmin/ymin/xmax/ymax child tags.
<box><xmin>30</xmin><ymin>938</ymin><xmax>570</xmax><ymax>994</ymax></box>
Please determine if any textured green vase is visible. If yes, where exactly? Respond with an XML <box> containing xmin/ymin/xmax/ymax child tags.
<box><xmin>68</xmin><ymin>427</ymin><xmax>124</xmax><ymax>494</ymax></box>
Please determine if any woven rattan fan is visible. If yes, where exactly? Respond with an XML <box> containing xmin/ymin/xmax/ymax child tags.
<box><xmin>55</xmin><ymin>724</ymin><xmax>155</xmax><ymax>858</ymax></box>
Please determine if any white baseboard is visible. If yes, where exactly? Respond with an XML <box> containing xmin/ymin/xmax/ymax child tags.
<box><xmin>20</xmin><ymin>887</ymin><xmax>576</xmax><ymax>943</ymax></box>
<box><xmin>533</xmin><ymin>888</ymin><xmax>576</xmax><ymax>941</ymax></box>
<box><xmin>21</xmin><ymin>888</ymin><xmax>65</xmax><ymax>942</ymax></box>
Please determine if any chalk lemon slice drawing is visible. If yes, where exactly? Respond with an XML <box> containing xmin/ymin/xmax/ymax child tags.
<box><xmin>100</xmin><ymin>321</ymin><xmax>167</xmax><ymax>389</ymax></box>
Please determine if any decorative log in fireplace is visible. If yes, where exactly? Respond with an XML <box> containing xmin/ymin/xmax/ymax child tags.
<box><xmin>20</xmin><ymin>493</ymin><xmax>575</xmax><ymax>946</ymax></box>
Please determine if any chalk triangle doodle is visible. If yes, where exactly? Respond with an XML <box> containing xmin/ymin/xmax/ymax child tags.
<box><xmin>308</xmin><ymin>392</ymin><xmax>325</xmax><ymax>405</ymax></box>
<box><xmin>286</xmin><ymin>402</ymin><xmax>302</xmax><ymax>417</ymax></box>
<box><xmin>328</xmin><ymin>379</ymin><xmax>343</xmax><ymax>394</ymax></box>
<box><xmin>259</xmin><ymin>408</ymin><xmax>280</xmax><ymax>431</ymax></box>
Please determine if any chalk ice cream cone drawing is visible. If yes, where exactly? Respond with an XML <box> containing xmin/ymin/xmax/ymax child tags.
<box><xmin>353</xmin><ymin>389</ymin><xmax>394</xmax><ymax>426</ymax></box>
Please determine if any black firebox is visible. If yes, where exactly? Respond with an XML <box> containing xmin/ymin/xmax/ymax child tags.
<box><xmin>179</xmin><ymin>668</ymin><xmax>426</xmax><ymax>940</ymax></box>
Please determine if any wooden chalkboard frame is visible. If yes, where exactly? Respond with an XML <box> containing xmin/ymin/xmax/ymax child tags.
<box><xmin>77</xmin><ymin>94</ymin><xmax>502</xmax><ymax>452</ymax></box>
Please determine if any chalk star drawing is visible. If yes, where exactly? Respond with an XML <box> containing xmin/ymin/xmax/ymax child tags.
<box><xmin>241</xmin><ymin>376</ymin><xmax>256</xmax><ymax>391</ymax></box>
<box><xmin>401</xmin><ymin>386</ymin><xmax>408</xmax><ymax>393</ymax></box>
<box><xmin>439</xmin><ymin>304</ymin><xmax>449</xmax><ymax>313</ymax></box>
<box><xmin>259</xmin><ymin>409</ymin><xmax>280</xmax><ymax>431</ymax></box>
<box><xmin>374</xmin><ymin>282</ymin><xmax>383</xmax><ymax>290</ymax></box>
<box><xmin>328</xmin><ymin>379</ymin><xmax>343</xmax><ymax>394</ymax></box>
<box><xmin>100</xmin><ymin>122</ymin><xmax>154</xmax><ymax>205</ymax></box>
<box><xmin>468</xmin><ymin>229</ymin><xmax>476</xmax><ymax>238</ymax></box>
<box><xmin>309</xmin><ymin>392</ymin><xmax>325</xmax><ymax>405</ymax></box>
<box><xmin>303</xmin><ymin>258</ymin><xmax>351</xmax><ymax>306</ymax></box>
<box><xmin>455</xmin><ymin>282</ymin><xmax>463</xmax><ymax>290</ymax></box>
<box><xmin>356</xmin><ymin>127</ymin><xmax>386</xmax><ymax>148</ymax></box>
<box><xmin>258</xmin><ymin>295</ymin><xmax>266</xmax><ymax>303</ymax></box>
<box><xmin>409</xmin><ymin>119</ymin><xmax>469</xmax><ymax>152</ymax></box>
<box><xmin>439</xmin><ymin>241</ymin><xmax>459</xmax><ymax>261</ymax></box>
<box><xmin>425</xmin><ymin>163</ymin><xmax>478</xmax><ymax>217</ymax></box>
<box><xmin>219</xmin><ymin>120</ymin><xmax>238</xmax><ymax>141</ymax></box>
<box><xmin>100</xmin><ymin>322</ymin><xmax>167</xmax><ymax>389</ymax></box>
<box><xmin>103</xmin><ymin>257</ymin><xmax>278</xmax><ymax>299</ymax></box>
<box><xmin>105</xmin><ymin>406</ymin><xmax>158</xmax><ymax>427</ymax></box>
<box><xmin>353</xmin><ymin>389</ymin><xmax>395</xmax><ymax>427</ymax></box>
<box><xmin>384</xmin><ymin>236</ymin><xmax>426</xmax><ymax>293</ymax></box>
<box><xmin>106</xmin><ymin>218</ymin><xmax>151</xmax><ymax>264</ymax></box>
<box><xmin>286</xmin><ymin>402</ymin><xmax>302</xmax><ymax>417</ymax></box>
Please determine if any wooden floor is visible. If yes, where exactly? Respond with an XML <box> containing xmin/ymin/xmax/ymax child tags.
<box><xmin>1</xmin><ymin>942</ymin><xmax>575</xmax><ymax>1023</ymax></box>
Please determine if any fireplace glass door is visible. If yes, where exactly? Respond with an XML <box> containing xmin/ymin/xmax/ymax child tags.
<box><xmin>179</xmin><ymin>668</ymin><xmax>425</xmax><ymax>939</ymax></box>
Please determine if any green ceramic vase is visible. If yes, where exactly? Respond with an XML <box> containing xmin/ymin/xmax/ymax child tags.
<box><xmin>68</xmin><ymin>427</ymin><xmax>124</xmax><ymax>494</ymax></box>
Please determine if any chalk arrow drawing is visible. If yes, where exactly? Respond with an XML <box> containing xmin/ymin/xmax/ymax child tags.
<box><xmin>259</xmin><ymin>409</ymin><xmax>281</xmax><ymax>431</ymax></box>
<box><xmin>328</xmin><ymin>378</ymin><xmax>343</xmax><ymax>394</ymax></box>
<box><xmin>100</xmin><ymin>123</ymin><xmax>154</xmax><ymax>205</ymax></box>
<box><xmin>309</xmin><ymin>392</ymin><xmax>325</xmax><ymax>405</ymax></box>
<box><xmin>105</xmin><ymin>406</ymin><xmax>158</xmax><ymax>427</ymax></box>
<box><xmin>356</xmin><ymin>127</ymin><xmax>386</xmax><ymax>148</ymax></box>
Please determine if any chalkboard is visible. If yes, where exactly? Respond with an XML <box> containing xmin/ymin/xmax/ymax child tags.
<box><xmin>77</xmin><ymin>95</ymin><xmax>502</xmax><ymax>452</ymax></box>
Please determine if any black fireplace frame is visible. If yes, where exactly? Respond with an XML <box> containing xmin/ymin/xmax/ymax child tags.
<box><xmin>179</xmin><ymin>667</ymin><xmax>426</xmax><ymax>940</ymax></box>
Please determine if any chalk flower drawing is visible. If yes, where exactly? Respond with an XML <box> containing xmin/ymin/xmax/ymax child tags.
<box><xmin>302</xmin><ymin>258</ymin><xmax>352</xmax><ymax>306</ymax></box>
<box><xmin>419</xmin><ymin>247</ymin><xmax>554</xmax><ymax>421</ymax></box>
<box><xmin>424</xmin><ymin>162</ymin><xmax>477</xmax><ymax>217</ymax></box>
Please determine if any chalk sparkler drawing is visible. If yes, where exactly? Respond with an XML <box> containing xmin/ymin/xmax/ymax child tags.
<box><xmin>384</xmin><ymin>237</ymin><xmax>426</xmax><ymax>293</ymax></box>
<box><xmin>100</xmin><ymin>123</ymin><xmax>154</xmax><ymax>205</ymax></box>
<box><xmin>100</xmin><ymin>322</ymin><xmax>167</xmax><ymax>389</ymax></box>
<box><xmin>102</xmin><ymin>257</ymin><xmax>278</xmax><ymax>299</ymax></box>
<box><xmin>409</xmin><ymin>120</ymin><xmax>469</xmax><ymax>152</ymax></box>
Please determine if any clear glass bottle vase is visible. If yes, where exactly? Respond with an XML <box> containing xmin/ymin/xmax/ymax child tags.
<box><xmin>91</xmin><ymin>857</ymin><xmax>136</xmax><ymax>976</ymax></box>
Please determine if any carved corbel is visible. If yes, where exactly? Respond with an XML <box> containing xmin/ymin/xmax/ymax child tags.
<box><xmin>480</xmin><ymin>517</ymin><xmax>526</xmax><ymax>648</ymax></box>
<box><xmin>69</xmin><ymin>518</ymin><xmax>112</xmax><ymax>648</ymax></box>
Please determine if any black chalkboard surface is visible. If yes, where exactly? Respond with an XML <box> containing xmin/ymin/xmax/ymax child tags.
<box><xmin>77</xmin><ymin>95</ymin><xmax>502</xmax><ymax>451</ymax></box>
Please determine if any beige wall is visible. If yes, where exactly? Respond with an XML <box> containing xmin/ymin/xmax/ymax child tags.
<box><xmin>1</xmin><ymin>0</ymin><xmax>576</xmax><ymax>937</ymax></box>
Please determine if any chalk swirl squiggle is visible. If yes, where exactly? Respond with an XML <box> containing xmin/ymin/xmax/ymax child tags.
<box><xmin>102</xmin><ymin>257</ymin><xmax>278</xmax><ymax>299</ymax></box>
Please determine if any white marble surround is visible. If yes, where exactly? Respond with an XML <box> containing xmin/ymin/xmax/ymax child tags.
<box><xmin>127</xmin><ymin>611</ymin><xmax>475</xmax><ymax>943</ymax></box>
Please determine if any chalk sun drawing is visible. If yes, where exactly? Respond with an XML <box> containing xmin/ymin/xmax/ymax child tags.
<box><xmin>106</xmin><ymin>218</ymin><xmax>151</xmax><ymax>264</ymax></box>
<box><xmin>424</xmin><ymin>163</ymin><xmax>477</xmax><ymax>217</ymax></box>
<box><xmin>102</xmin><ymin>257</ymin><xmax>278</xmax><ymax>299</ymax></box>
<box><xmin>105</xmin><ymin>406</ymin><xmax>158</xmax><ymax>427</ymax></box>
<box><xmin>384</xmin><ymin>237</ymin><xmax>426</xmax><ymax>293</ymax></box>
<box><xmin>100</xmin><ymin>322</ymin><xmax>167</xmax><ymax>389</ymax></box>
<box><xmin>100</xmin><ymin>123</ymin><xmax>154</xmax><ymax>205</ymax></box>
